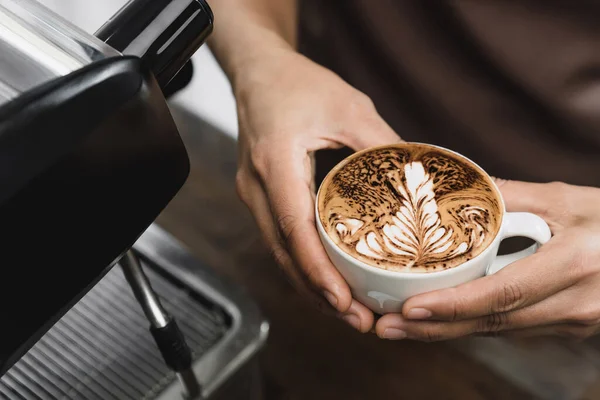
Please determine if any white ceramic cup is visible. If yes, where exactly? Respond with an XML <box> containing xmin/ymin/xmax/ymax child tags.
<box><xmin>315</xmin><ymin>143</ymin><xmax>552</xmax><ymax>314</ymax></box>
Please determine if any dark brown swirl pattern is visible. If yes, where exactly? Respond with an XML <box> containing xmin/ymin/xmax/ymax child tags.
<box><xmin>318</xmin><ymin>144</ymin><xmax>502</xmax><ymax>273</ymax></box>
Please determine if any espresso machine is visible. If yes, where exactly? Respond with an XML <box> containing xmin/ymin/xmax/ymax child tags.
<box><xmin>0</xmin><ymin>1</ymin><xmax>268</xmax><ymax>399</ymax></box>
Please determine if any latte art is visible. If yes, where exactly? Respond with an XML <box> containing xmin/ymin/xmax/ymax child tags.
<box><xmin>342</xmin><ymin>161</ymin><xmax>488</xmax><ymax>266</ymax></box>
<box><xmin>318</xmin><ymin>145</ymin><xmax>502</xmax><ymax>272</ymax></box>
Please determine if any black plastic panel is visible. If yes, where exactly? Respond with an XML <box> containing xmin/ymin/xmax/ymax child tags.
<box><xmin>0</xmin><ymin>57</ymin><xmax>190</xmax><ymax>375</ymax></box>
<box><xmin>96</xmin><ymin>0</ymin><xmax>213</xmax><ymax>88</ymax></box>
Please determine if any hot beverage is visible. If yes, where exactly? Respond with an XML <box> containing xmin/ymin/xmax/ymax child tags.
<box><xmin>317</xmin><ymin>144</ymin><xmax>503</xmax><ymax>273</ymax></box>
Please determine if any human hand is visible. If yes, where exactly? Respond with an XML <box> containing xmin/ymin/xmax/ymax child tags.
<box><xmin>376</xmin><ymin>179</ymin><xmax>600</xmax><ymax>341</ymax></box>
<box><xmin>234</xmin><ymin>49</ymin><xmax>401</xmax><ymax>332</ymax></box>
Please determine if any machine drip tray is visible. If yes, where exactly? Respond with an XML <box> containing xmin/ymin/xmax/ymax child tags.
<box><xmin>0</xmin><ymin>225</ymin><xmax>269</xmax><ymax>400</ymax></box>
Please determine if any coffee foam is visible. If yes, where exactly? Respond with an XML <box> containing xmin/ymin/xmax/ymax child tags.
<box><xmin>318</xmin><ymin>145</ymin><xmax>502</xmax><ymax>273</ymax></box>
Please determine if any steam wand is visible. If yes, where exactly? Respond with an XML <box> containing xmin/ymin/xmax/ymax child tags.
<box><xmin>119</xmin><ymin>250</ymin><xmax>202</xmax><ymax>399</ymax></box>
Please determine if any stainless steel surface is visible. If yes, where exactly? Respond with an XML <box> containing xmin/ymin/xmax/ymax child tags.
<box><xmin>0</xmin><ymin>79</ymin><xmax>17</xmax><ymax>103</ymax></box>
<box><xmin>0</xmin><ymin>0</ymin><xmax>212</xmax><ymax>107</ymax></box>
<box><xmin>1</xmin><ymin>223</ymin><xmax>268</xmax><ymax>399</ymax></box>
<box><xmin>0</xmin><ymin>0</ymin><xmax>119</xmax><ymax>106</ymax></box>
<box><xmin>133</xmin><ymin>224</ymin><xmax>270</xmax><ymax>400</ymax></box>
<box><xmin>120</xmin><ymin>250</ymin><xmax>169</xmax><ymax>328</ymax></box>
<box><xmin>0</xmin><ymin>249</ymin><xmax>229</xmax><ymax>399</ymax></box>
<box><xmin>1</xmin><ymin>221</ymin><xmax>268</xmax><ymax>399</ymax></box>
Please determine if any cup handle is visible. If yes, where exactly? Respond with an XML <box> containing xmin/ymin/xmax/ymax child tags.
<box><xmin>486</xmin><ymin>212</ymin><xmax>552</xmax><ymax>275</ymax></box>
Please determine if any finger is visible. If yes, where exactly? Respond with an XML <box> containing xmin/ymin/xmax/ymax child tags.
<box><xmin>377</xmin><ymin>313</ymin><xmax>478</xmax><ymax>341</ymax></box>
<box><xmin>378</xmin><ymin>288</ymin><xmax>587</xmax><ymax>341</ymax></box>
<box><xmin>376</xmin><ymin>307</ymin><xmax>549</xmax><ymax>341</ymax></box>
<box><xmin>494</xmin><ymin>178</ymin><xmax>570</xmax><ymax>234</ymax></box>
<box><xmin>389</xmin><ymin>322</ymin><xmax>598</xmax><ymax>341</ymax></box>
<box><xmin>242</xmin><ymin>170</ymin><xmax>377</xmax><ymax>331</ymax></box>
<box><xmin>239</xmin><ymin>171</ymin><xmax>328</xmax><ymax>308</ymax></box>
<box><xmin>493</xmin><ymin>178</ymin><xmax>565</xmax><ymax>224</ymax></box>
<box><xmin>243</xmin><ymin>172</ymin><xmax>377</xmax><ymax>332</ymax></box>
<box><xmin>258</xmin><ymin>148</ymin><xmax>356</xmax><ymax>314</ymax></box>
<box><xmin>339</xmin><ymin>300</ymin><xmax>376</xmax><ymax>333</ymax></box>
<box><xmin>342</xmin><ymin>107</ymin><xmax>403</xmax><ymax>151</ymax></box>
<box><xmin>376</xmin><ymin>304</ymin><xmax>548</xmax><ymax>341</ymax></box>
<box><xmin>493</xmin><ymin>179</ymin><xmax>548</xmax><ymax>213</ymax></box>
<box><xmin>402</xmin><ymin>241</ymin><xmax>575</xmax><ymax>321</ymax></box>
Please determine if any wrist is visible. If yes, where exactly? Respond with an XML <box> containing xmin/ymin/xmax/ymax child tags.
<box><xmin>230</xmin><ymin>44</ymin><xmax>300</xmax><ymax>97</ymax></box>
<box><xmin>208</xmin><ymin>5</ymin><xmax>297</xmax><ymax>92</ymax></box>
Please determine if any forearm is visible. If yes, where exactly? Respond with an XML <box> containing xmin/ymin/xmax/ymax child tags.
<box><xmin>208</xmin><ymin>0</ymin><xmax>298</xmax><ymax>89</ymax></box>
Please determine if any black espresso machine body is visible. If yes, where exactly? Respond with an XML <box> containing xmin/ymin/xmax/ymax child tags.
<box><xmin>0</xmin><ymin>0</ymin><xmax>213</xmax><ymax>375</ymax></box>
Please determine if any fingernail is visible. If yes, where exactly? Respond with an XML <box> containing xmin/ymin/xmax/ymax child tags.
<box><xmin>342</xmin><ymin>314</ymin><xmax>361</xmax><ymax>331</ymax></box>
<box><xmin>323</xmin><ymin>291</ymin><xmax>338</xmax><ymax>308</ymax></box>
<box><xmin>406</xmin><ymin>308</ymin><xmax>432</xmax><ymax>320</ymax></box>
<box><xmin>383</xmin><ymin>328</ymin><xmax>407</xmax><ymax>340</ymax></box>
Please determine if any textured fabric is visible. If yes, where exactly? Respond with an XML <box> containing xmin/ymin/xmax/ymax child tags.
<box><xmin>299</xmin><ymin>1</ymin><xmax>600</xmax><ymax>186</ymax></box>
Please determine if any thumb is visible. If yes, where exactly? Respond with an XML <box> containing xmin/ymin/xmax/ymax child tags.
<box><xmin>344</xmin><ymin>111</ymin><xmax>403</xmax><ymax>151</ymax></box>
<box><xmin>493</xmin><ymin>178</ymin><xmax>551</xmax><ymax>214</ymax></box>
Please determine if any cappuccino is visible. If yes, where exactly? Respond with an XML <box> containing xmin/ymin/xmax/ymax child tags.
<box><xmin>317</xmin><ymin>144</ymin><xmax>502</xmax><ymax>273</ymax></box>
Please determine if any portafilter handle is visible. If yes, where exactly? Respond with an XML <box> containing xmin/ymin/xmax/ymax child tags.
<box><xmin>95</xmin><ymin>0</ymin><xmax>213</xmax><ymax>89</ymax></box>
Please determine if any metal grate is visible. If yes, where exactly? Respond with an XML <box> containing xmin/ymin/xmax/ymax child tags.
<box><xmin>0</xmin><ymin>261</ymin><xmax>229</xmax><ymax>400</ymax></box>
